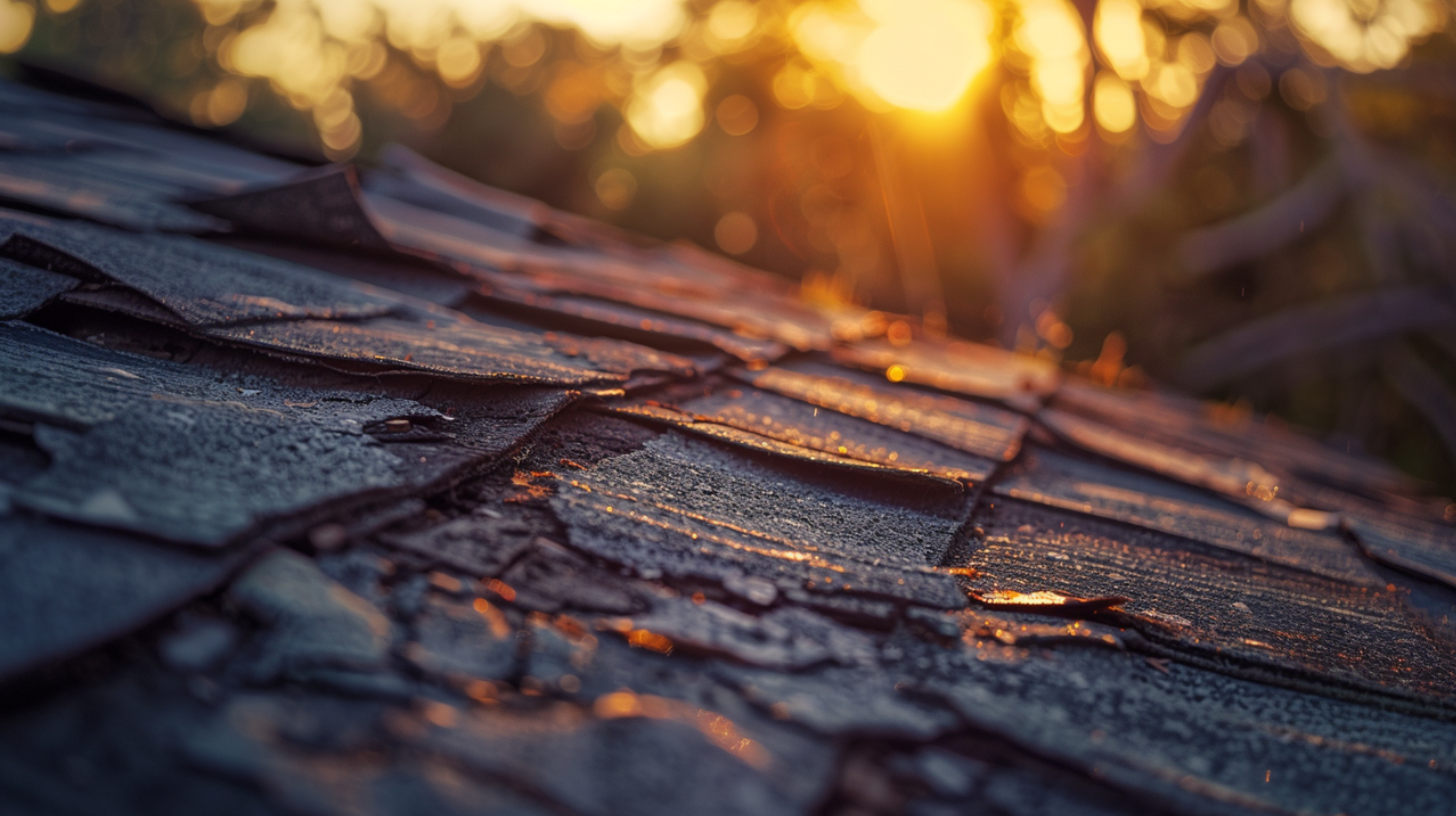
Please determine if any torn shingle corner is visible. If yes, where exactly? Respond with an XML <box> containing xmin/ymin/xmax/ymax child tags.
<box><xmin>1</xmin><ymin>76</ymin><xmax>1456</xmax><ymax>816</ymax></box>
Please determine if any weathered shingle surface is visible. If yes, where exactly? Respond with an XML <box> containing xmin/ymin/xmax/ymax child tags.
<box><xmin>1</xmin><ymin>77</ymin><xmax>1455</xmax><ymax>816</ymax></box>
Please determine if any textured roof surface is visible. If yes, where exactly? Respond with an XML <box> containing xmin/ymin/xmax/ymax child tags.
<box><xmin>2</xmin><ymin>77</ymin><xmax>1456</xmax><ymax>816</ymax></box>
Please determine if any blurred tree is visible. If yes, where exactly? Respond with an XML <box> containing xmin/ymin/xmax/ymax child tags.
<box><xmin>3</xmin><ymin>0</ymin><xmax>1455</xmax><ymax>490</ymax></box>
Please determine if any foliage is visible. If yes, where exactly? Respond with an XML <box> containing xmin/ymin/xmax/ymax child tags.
<box><xmin>5</xmin><ymin>0</ymin><xmax>1456</xmax><ymax>489</ymax></box>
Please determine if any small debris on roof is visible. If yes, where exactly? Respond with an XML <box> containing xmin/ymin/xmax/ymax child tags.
<box><xmin>970</xmin><ymin>613</ymin><xmax>1128</xmax><ymax>649</ymax></box>
<box><xmin>229</xmin><ymin>548</ymin><xmax>393</xmax><ymax>680</ymax></box>
<box><xmin>970</xmin><ymin>589</ymin><xmax>1130</xmax><ymax>614</ymax></box>
<box><xmin>616</xmin><ymin>598</ymin><xmax>877</xmax><ymax>670</ymax></box>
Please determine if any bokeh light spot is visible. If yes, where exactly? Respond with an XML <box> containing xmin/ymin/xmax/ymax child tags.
<box><xmin>1278</xmin><ymin>66</ymin><xmax>1327</xmax><ymax>109</ymax></box>
<box><xmin>531</xmin><ymin>0</ymin><xmax>687</xmax><ymax>49</ymax></box>
<box><xmin>436</xmin><ymin>37</ymin><xmax>483</xmax><ymax>87</ymax></box>
<box><xmin>707</xmin><ymin>0</ymin><xmax>757</xmax><ymax>44</ymax></box>
<box><xmin>1212</xmin><ymin>17</ymin><xmax>1259</xmax><ymax>65</ymax></box>
<box><xmin>1093</xmin><ymin>71</ymin><xmax>1137</xmax><ymax>132</ymax></box>
<box><xmin>502</xmin><ymin>26</ymin><xmax>546</xmax><ymax>67</ymax></box>
<box><xmin>208</xmin><ymin>78</ymin><xmax>249</xmax><ymax>125</ymax></box>
<box><xmin>716</xmin><ymin>94</ymin><xmax>759</xmax><ymax>135</ymax></box>
<box><xmin>1020</xmin><ymin>166</ymin><xmax>1068</xmax><ymax>215</ymax></box>
<box><xmin>1017</xmin><ymin>0</ymin><xmax>1091</xmax><ymax>135</ymax></box>
<box><xmin>595</xmin><ymin>167</ymin><xmax>638</xmax><ymax>210</ymax></box>
<box><xmin>1095</xmin><ymin>0</ymin><xmax>1148</xmax><ymax>80</ymax></box>
<box><xmin>714</xmin><ymin>211</ymin><xmax>758</xmax><ymax>254</ymax></box>
<box><xmin>625</xmin><ymin>61</ymin><xmax>707</xmax><ymax>150</ymax></box>
<box><xmin>1290</xmin><ymin>0</ymin><xmax>1440</xmax><ymax>72</ymax></box>
<box><xmin>0</xmin><ymin>0</ymin><xmax>37</xmax><ymax>54</ymax></box>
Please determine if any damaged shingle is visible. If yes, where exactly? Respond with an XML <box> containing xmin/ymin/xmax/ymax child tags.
<box><xmin>1056</xmin><ymin>380</ymin><xmax>1425</xmax><ymax>501</ymax></box>
<box><xmin>910</xmin><ymin>632</ymin><xmax>1456</xmax><ymax>816</ymax></box>
<box><xmin>482</xmin><ymin>291</ymin><xmax>791</xmax><ymax>364</ymax></box>
<box><xmin>229</xmin><ymin>549</ymin><xmax>393</xmax><ymax>681</ymax></box>
<box><xmin>379</xmin><ymin>513</ymin><xmax>537</xmax><ymax>577</ymax></box>
<box><xmin>414</xmin><ymin>703</ymin><xmax>817</xmax><ymax>816</ymax></box>
<box><xmin>717</xmin><ymin>663</ymin><xmax>962</xmax><ymax>741</ymax></box>
<box><xmin>2</xmin><ymin>216</ymin><xmax>694</xmax><ymax>386</ymax></box>
<box><xmin>832</xmin><ymin>337</ymin><xmax>1060</xmax><ymax>404</ymax></box>
<box><xmin>0</xmin><ymin>514</ymin><xmax>244</xmax><ymax>682</ymax></box>
<box><xmin>551</xmin><ymin>432</ymin><xmax>969</xmax><ymax>608</ymax></box>
<box><xmin>403</xmin><ymin>594</ymin><xmax>516</xmax><ymax>682</ymax></box>
<box><xmin>612</xmin><ymin>598</ymin><xmax>878</xmax><ymax>670</ymax></box>
<box><xmin>1345</xmin><ymin>508</ymin><xmax>1456</xmax><ymax>593</ymax></box>
<box><xmin>0</xmin><ymin>150</ymin><xmax>230</xmax><ymax>232</ymax></box>
<box><xmin>1038</xmin><ymin>407</ymin><xmax>1340</xmax><ymax>530</ymax></box>
<box><xmin>0</xmin><ymin>257</ymin><xmax>78</xmax><ymax>320</ymax></box>
<box><xmin>965</xmin><ymin>498</ymin><xmax>1456</xmax><ymax>707</ymax></box>
<box><xmin>190</xmin><ymin>162</ymin><xmax>876</xmax><ymax>355</ymax></box>
<box><xmin>996</xmin><ymin>446</ymin><xmax>1381</xmax><ymax>586</ymax></box>
<box><xmin>615</xmin><ymin>382</ymin><xmax>998</xmax><ymax>483</ymax></box>
<box><xmin>739</xmin><ymin>360</ymin><xmax>1028</xmax><ymax>465</ymax></box>
<box><xmin>0</xmin><ymin>322</ymin><xmax>572</xmax><ymax>545</ymax></box>
<box><xmin>609</xmin><ymin>401</ymin><xmax>966</xmax><ymax>487</ymax></box>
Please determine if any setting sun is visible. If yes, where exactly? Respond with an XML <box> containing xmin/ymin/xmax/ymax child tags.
<box><xmin>854</xmin><ymin>0</ymin><xmax>995</xmax><ymax>112</ymax></box>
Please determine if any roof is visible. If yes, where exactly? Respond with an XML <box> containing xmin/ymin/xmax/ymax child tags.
<box><xmin>1</xmin><ymin>75</ymin><xmax>1455</xmax><ymax>816</ymax></box>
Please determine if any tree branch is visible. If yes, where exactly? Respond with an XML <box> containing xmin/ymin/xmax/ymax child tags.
<box><xmin>1180</xmin><ymin>285</ymin><xmax>1456</xmax><ymax>389</ymax></box>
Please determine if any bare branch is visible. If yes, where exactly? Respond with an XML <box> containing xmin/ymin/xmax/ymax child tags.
<box><xmin>1382</xmin><ymin>343</ymin><xmax>1456</xmax><ymax>467</ymax></box>
<box><xmin>1179</xmin><ymin>286</ymin><xmax>1456</xmax><ymax>389</ymax></box>
<box><xmin>1175</xmin><ymin>156</ymin><xmax>1345</xmax><ymax>282</ymax></box>
<box><xmin>1116</xmin><ymin>65</ymin><xmax>1235</xmax><ymax>209</ymax></box>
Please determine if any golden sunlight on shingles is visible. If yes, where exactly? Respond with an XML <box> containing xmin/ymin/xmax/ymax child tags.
<box><xmin>592</xmin><ymin>690</ymin><xmax>771</xmax><ymax>769</ymax></box>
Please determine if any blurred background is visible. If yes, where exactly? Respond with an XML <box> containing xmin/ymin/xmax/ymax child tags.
<box><xmin>2</xmin><ymin>0</ymin><xmax>1454</xmax><ymax>491</ymax></box>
